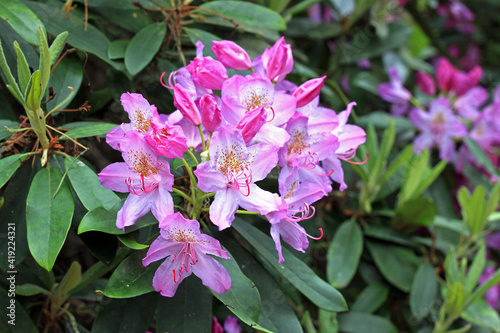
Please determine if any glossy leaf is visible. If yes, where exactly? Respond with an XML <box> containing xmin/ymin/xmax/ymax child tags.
<box><xmin>91</xmin><ymin>293</ymin><xmax>157</xmax><ymax>333</ymax></box>
<box><xmin>338</xmin><ymin>312</ymin><xmax>397</xmax><ymax>333</ymax></box>
<box><xmin>117</xmin><ymin>233</ymin><xmax>149</xmax><ymax>250</ymax></box>
<box><xmin>156</xmin><ymin>277</ymin><xmax>212</xmax><ymax>333</ymax></box>
<box><xmin>184</xmin><ymin>28</ymin><xmax>221</xmax><ymax>59</ymax></box>
<box><xmin>199</xmin><ymin>1</ymin><xmax>286</xmax><ymax>31</ymax></box>
<box><xmin>78</xmin><ymin>206</ymin><xmax>158</xmax><ymax>235</ymax></box>
<box><xmin>108</xmin><ymin>40</ymin><xmax>129</xmax><ymax>60</ymax></box>
<box><xmin>0</xmin><ymin>0</ymin><xmax>45</xmax><ymax>46</ymax></box>
<box><xmin>366</xmin><ymin>241</ymin><xmax>419</xmax><ymax>292</ymax></box>
<box><xmin>0</xmin><ymin>154</ymin><xmax>28</xmax><ymax>188</ymax></box>
<box><xmin>461</xmin><ymin>298</ymin><xmax>500</xmax><ymax>333</ymax></box>
<box><xmin>46</xmin><ymin>55</ymin><xmax>83</xmax><ymax>112</ymax></box>
<box><xmin>100</xmin><ymin>249</ymin><xmax>159</xmax><ymax>298</ymax></box>
<box><xmin>26</xmin><ymin>167</ymin><xmax>74</xmax><ymax>271</ymax></box>
<box><xmin>125</xmin><ymin>22</ymin><xmax>166</xmax><ymax>76</ymax></box>
<box><xmin>26</xmin><ymin>69</ymin><xmax>41</xmax><ymax>111</ymax></box>
<box><xmin>351</xmin><ymin>282</ymin><xmax>389</xmax><ymax>313</ymax></box>
<box><xmin>410</xmin><ymin>263</ymin><xmax>438</xmax><ymax>320</ymax></box>
<box><xmin>0</xmin><ymin>286</ymin><xmax>38</xmax><ymax>333</ymax></box>
<box><xmin>233</xmin><ymin>218</ymin><xmax>347</xmax><ymax>312</ymax></box>
<box><xmin>0</xmin><ymin>120</ymin><xmax>19</xmax><ymax>141</ymax></box>
<box><xmin>58</xmin><ymin>122</ymin><xmax>117</xmax><ymax>140</ymax></box>
<box><xmin>393</xmin><ymin>197</ymin><xmax>436</xmax><ymax>228</ymax></box>
<box><xmin>64</xmin><ymin>156</ymin><xmax>121</xmax><ymax>211</ymax></box>
<box><xmin>327</xmin><ymin>220</ymin><xmax>363</xmax><ymax>289</ymax></box>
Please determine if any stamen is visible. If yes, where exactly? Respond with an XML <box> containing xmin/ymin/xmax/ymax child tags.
<box><xmin>266</xmin><ymin>106</ymin><xmax>276</xmax><ymax>122</ymax></box>
<box><xmin>160</xmin><ymin>71</ymin><xmax>177</xmax><ymax>90</ymax></box>
<box><xmin>339</xmin><ymin>151</ymin><xmax>369</xmax><ymax>165</ymax></box>
<box><xmin>299</xmin><ymin>152</ymin><xmax>334</xmax><ymax>177</ymax></box>
<box><xmin>226</xmin><ymin>167</ymin><xmax>252</xmax><ymax>196</ymax></box>
<box><xmin>284</xmin><ymin>203</ymin><xmax>323</xmax><ymax>240</ymax></box>
<box><xmin>125</xmin><ymin>175</ymin><xmax>158</xmax><ymax>195</ymax></box>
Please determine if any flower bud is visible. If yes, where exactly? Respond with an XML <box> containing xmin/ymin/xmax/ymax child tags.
<box><xmin>186</xmin><ymin>57</ymin><xmax>228</xmax><ymax>90</ymax></box>
<box><xmin>173</xmin><ymin>85</ymin><xmax>201</xmax><ymax>126</ymax></box>
<box><xmin>293</xmin><ymin>76</ymin><xmax>326</xmax><ymax>108</ymax></box>
<box><xmin>211</xmin><ymin>40</ymin><xmax>252</xmax><ymax>71</ymax></box>
<box><xmin>200</xmin><ymin>94</ymin><xmax>222</xmax><ymax>133</ymax></box>
<box><xmin>436</xmin><ymin>58</ymin><xmax>455</xmax><ymax>93</ymax></box>
<box><xmin>236</xmin><ymin>106</ymin><xmax>267</xmax><ymax>143</ymax></box>
<box><xmin>264</xmin><ymin>37</ymin><xmax>293</xmax><ymax>82</ymax></box>
<box><xmin>416</xmin><ymin>72</ymin><xmax>436</xmax><ymax>95</ymax></box>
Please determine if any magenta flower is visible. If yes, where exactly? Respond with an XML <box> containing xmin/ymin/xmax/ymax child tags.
<box><xmin>409</xmin><ymin>97</ymin><xmax>467</xmax><ymax>161</ymax></box>
<box><xmin>142</xmin><ymin>212</ymin><xmax>231</xmax><ymax>297</ymax></box>
<box><xmin>292</xmin><ymin>76</ymin><xmax>326</xmax><ymax>108</ymax></box>
<box><xmin>211</xmin><ymin>40</ymin><xmax>252</xmax><ymax>71</ymax></box>
<box><xmin>200</xmin><ymin>94</ymin><xmax>222</xmax><ymax>133</ymax></box>
<box><xmin>378</xmin><ymin>67</ymin><xmax>412</xmax><ymax>116</ymax></box>
<box><xmin>416</xmin><ymin>72</ymin><xmax>436</xmax><ymax>96</ymax></box>
<box><xmin>253</xmin><ymin>37</ymin><xmax>293</xmax><ymax>82</ymax></box>
<box><xmin>173</xmin><ymin>84</ymin><xmax>202</xmax><ymax>126</ymax></box>
<box><xmin>194</xmin><ymin>126</ymin><xmax>282</xmax><ymax>230</ymax></box>
<box><xmin>145</xmin><ymin>118</ymin><xmax>188</xmax><ymax>159</ymax></box>
<box><xmin>437</xmin><ymin>0</ymin><xmax>475</xmax><ymax>35</ymax></box>
<box><xmin>436</xmin><ymin>58</ymin><xmax>482</xmax><ymax>97</ymax></box>
<box><xmin>479</xmin><ymin>266</ymin><xmax>500</xmax><ymax>309</ymax></box>
<box><xmin>454</xmin><ymin>87</ymin><xmax>488</xmax><ymax>121</ymax></box>
<box><xmin>212</xmin><ymin>317</ymin><xmax>223</xmax><ymax>333</ymax></box>
<box><xmin>98</xmin><ymin>132</ymin><xmax>174</xmax><ymax>229</ymax></box>
<box><xmin>186</xmin><ymin>56</ymin><xmax>228</xmax><ymax>90</ymax></box>
<box><xmin>223</xmin><ymin>315</ymin><xmax>242</xmax><ymax>333</ymax></box>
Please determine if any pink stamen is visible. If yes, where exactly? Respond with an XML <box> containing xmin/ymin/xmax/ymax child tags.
<box><xmin>171</xmin><ymin>241</ymin><xmax>198</xmax><ymax>283</ymax></box>
<box><xmin>125</xmin><ymin>175</ymin><xmax>158</xmax><ymax>195</ymax></box>
<box><xmin>285</xmin><ymin>203</ymin><xmax>323</xmax><ymax>240</ymax></box>
<box><xmin>226</xmin><ymin>167</ymin><xmax>252</xmax><ymax>196</ymax></box>
<box><xmin>339</xmin><ymin>151</ymin><xmax>369</xmax><ymax>165</ymax></box>
<box><xmin>266</xmin><ymin>106</ymin><xmax>276</xmax><ymax>122</ymax></box>
<box><xmin>160</xmin><ymin>71</ymin><xmax>177</xmax><ymax>90</ymax></box>
<box><xmin>299</xmin><ymin>152</ymin><xmax>334</xmax><ymax>177</ymax></box>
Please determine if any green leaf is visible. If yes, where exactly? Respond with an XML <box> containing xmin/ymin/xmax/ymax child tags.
<box><xmin>0</xmin><ymin>39</ymin><xmax>23</xmax><ymax>103</ymax></box>
<box><xmin>156</xmin><ymin>275</ymin><xmax>212</xmax><ymax>333</ymax></box>
<box><xmin>91</xmin><ymin>293</ymin><xmax>157</xmax><ymax>333</ymax></box>
<box><xmin>351</xmin><ymin>282</ymin><xmax>389</xmax><ymax>313</ymax></box>
<box><xmin>100</xmin><ymin>249</ymin><xmax>160</xmax><ymax>298</ymax></box>
<box><xmin>461</xmin><ymin>298</ymin><xmax>500</xmax><ymax>333</ymax></box>
<box><xmin>37</xmin><ymin>26</ymin><xmax>50</xmax><ymax>97</ymax></box>
<box><xmin>0</xmin><ymin>120</ymin><xmax>19</xmax><ymax>140</ymax></box>
<box><xmin>57</xmin><ymin>261</ymin><xmax>82</xmax><ymax>296</ymax></box>
<box><xmin>108</xmin><ymin>40</ymin><xmax>129</xmax><ymax>60</ymax></box>
<box><xmin>233</xmin><ymin>218</ymin><xmax>347</xmax><ymax>312</ymax></box>
<box><xmin>465</xmin><ymin>244</ymin><xmax>486</xmax><ymax>294</ymax></box>
<box><xmin>199</xmin><ymin>1</ymin><xmax>286</xmax><ymax>31</ymax></box>
<box><xmin>78</xmin><ymin>206</ymin><xmax>158</xmax><ymax>235</ymax></box>
<box><xmin>64</xmin><ymin>156</ymin><xmax>121</xmax><ymax>211</ymax></box>
<box><xmin>465</xmin><ymin>137</ymin><xmax>499</xmax><ymax>177</ymax></box>
<box><xmin>393</xmin><ymin>197</ymin><xmax>436</xmax><ymax>228</ymax></box>
<box><xmin>13</xmin><ymin>41</ymin><xmax>30</xmax><ymax>95</ymax></box>
<box><xmin>327</xmin><ymin>220</ymin><xmax>363</xmax><ymax>289</ymax></box>
<box><xmin>125</xmin><ymin>22</ymin><xmax>166</xmax><ymax>76</ymax></box>
<box><xmin>24</xmin><ymin>0</ymin><xmax>123</xmax><ymax>71</ymax></box>
<box><xmin>0</xmin><ymin>286</ymin><xmax>38</xmax><ymax>333</ymax></box>
<box><xmin>48</xmin><ymin>31</ymin><xmax>68</xmax><ymax>67</ymax></box>
<box><xmin>184</xmin><ymin>28</ymin><xmax>221</xmax><ymax>59</ymax></box>
<box><xmin>352</xmin><ymin>71</ymin><xmax>382</xmax><ymax>95</ymax></box>
<box><xmin>0</xmin><ymin>0</ymin><xmax>45</xmax><ymax>46</ymax></box>
<box><xmin>338</xmin><ymin>312</ymin><xmax>397</xmax><ymax>333</ymax></box>
<box><xmin>26</xmin><ymin>167</ymin><xmax>74</xmax><ymax>271</ymax></box>
<box><xmin>25</xmin><ymin>70</ymin><xmax>41</xmax><ymax>111</ymax></box>
<box><xmin>46</xmin><ymin>55</ymin><xmax>83</xmax><ymax>112</ymax></box>
<box><xmin>58</xmin><ymin>122</ymin><xmax>118</xmax><ymax>140</ymax></box>
<box><xmin>16</xmin><ymin>283</ymin><xmax>51</xmax><ymax>296</ymax></box>
<box><xmin>486</xmin><ymin>181</ymin><xmax>500</xmax><ymax>220</ymax></box>
<box><xmin>410</xmin><ymin>263</ymin><xmax>438</xmax><ymax>320</ymax></box>
<box><xmin>117</xmin><ymin>233</ymin><xmax>149</xmax><ymax>250</ymax></box>
<box><xmin>211</xmin><ymin>249</ymin><xmax>268</xmax><ymax>331</ymax></box>
<box><xmin>366</xmin><ymin>241</ymin><xmax>419</xmax><ymax>292</ymax></box>
<box><xmin>465</xmin><ymin>267</ymin><xmax>500</xmax><ymax>308</ymax></box>
<box><xmin>0</xmin><ymin>154</ymin><xmax>28</xmax><ymax>188</ymax></box>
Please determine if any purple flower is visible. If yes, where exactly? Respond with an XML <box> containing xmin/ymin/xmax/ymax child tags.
<box><xmin>98</xmin><ymin>132</ymin><xmax>174</xmax><ymax>229</ymax></box>
<box><xmin>378</xmin><ymin>67</ymin><xmax>412</xmax><ymax>116</ymax></box>
<box><xmin>437</xmin><ymin>0</ymin><xmax>475</xmax><ymax>35</ymax></box>
<box><xmin>223</xmin><ymin>316</ymin><xmax>242</xmax><ymax>333</ymax></box>
<box><xmin>479</xmin><ymin>266</ymin><xmax>500</xmax><ymax>309</ymax></box>
<box><xmin>194</xmin><ymin>126</ymin><xmax>282</xmax><ymax>230</ymax></box>
<box><xmin>409</xmin><ymin>97</ymin><xmax>467</xmax><ymax>161</ymax></box>
<box><xmin>142</xmin><ymin>212</ymin><xmax>231</xmax><ymax>297</ymax></box>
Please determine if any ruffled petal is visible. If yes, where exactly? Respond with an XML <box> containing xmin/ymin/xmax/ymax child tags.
<box><xmin>237</xmin><ymin>184</ymin><xmax>282</xmax><ymax>215</ymax></box>
<box><xmin>116</xmin><ymin>192</ymin><xmax>153</xmax><ymax>230</ymax></box>
<box><xmin>142</xmin><ymin>238</ymin><xmax>183</xmax><ymax>266</ymax></box>
<box><xmin>98</xmin><ymin>162</ymin><xmax>137</xmax><ymax>193</ymax></box>
<box><xmin>191</xmin><ymin>253</ymin><xmax>231</xmax><ymax>294</ymax></box>
<box><xmin>194</xmin><ymin>161</ymin><xmax>227</xmax><ymax>193</ymax></box>
<box><xmin>152</xmin><ymin>257</ymin><xmax>192</xmax><ymax>297</ymax></box>
<box><xmin>210</xmin><ymin>189</ymin><xmax>239</xmax><ymax>230</ymax></box>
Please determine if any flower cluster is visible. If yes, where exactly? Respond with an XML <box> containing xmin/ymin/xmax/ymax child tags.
<box><xmin>378</xmin><ymin>59</ymin><xmax>500</xmax><ymax>176</ymax></box>
<box><xmin>99</xmin><ymin>37</ymin><xmax>366</xmax><ymax>296</ymax></box>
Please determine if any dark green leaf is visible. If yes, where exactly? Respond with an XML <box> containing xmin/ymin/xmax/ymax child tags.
<box><xmin>184</xmin><ymin>28</ymin><xmax>221</xmax><ymax>59</ymax></box>
<box><xmin>233</xmin><ymin>218</ymin><xmax>347</xmax><ymax>312</ymax></box>
<box><xmin>64</xmin><ymin>156</ymin><xmax>121</xmax><ymax>211</ymax></box>
<box><xmin>0</xmin><ymin>154</ymin><xmax>28</xmax><ymax>188</ymax></box>
<box><xmin>78</xmin><ymin>206</ymin><xmax>158</xmax><ymax>235</ymax></box>
<box><xmin>462</xmin><ymin>298</ymin><xmax>500</xmax><ymax>333</ymax></box>
<box><xmin>410</xmin><ymin>263</ymin><xmax>438</xmax><ymax>320</ymax></box>
<box><xmin>351</xmin><ymin>282</ymin><xmax>389</xmax><ymax>313</ymax></box>
<box><xmin>0</xmin><ymin>0</ymin><xmax>45</xmax><ymax>46</ymax></box>
<box><xmin>327</xmin><ymin>220</ymin><xmax>363</xmax><ymax>289</ymax></box>
<box><xmin>338</xmin><ymin>312</ymin><xmax>397</xmax><ymax>333</ymax></box>
<box><xmin>108</xmin><ymin>40</ymin><xmax>129</xmax><ymax>60</ymax></box>
<box><xmin>465</xmin><ymin>137</ymin><xmax>499</xmax><ymax>177</ymax></box>
<box><xmin>156</xmin><ymin>277</ymin><xmax>212</xmax><ymax>333</ymax></box>
<box><xmin>101</xmin><ymin>249</ymin><xmax>159</xmax><ymax>298</ymax></box>
<box><xmin>16</xmin><ymin>283</ymin><xmax>51</xmax><ymax>296</ymax></box>
<box><xmin>26</xmin><ymin>167</ymin><xmax>74</xmax><ymax>271</ymax></box>
<box><xmin>366</xmin><ymin>241</ymin><xmax>419</xmax><ymax>292</ymax></box>
<box><xmin>199</xmin><ymin>1</ymin><xmax>286</xmax><ymax>31</ymax></box>
<box><xmin>394</xmin><ymin>197</ymin><xmax>436</xmax><ymax>228</ymax></box>
<box><xmin>125</xmin><ymin>22</ymin><xmax>166</xmax><ymax>76</ymax></box>
<box><xmin>91</xmin><ymin>293</ymin><xmax>157</xmax><ymax>333</ymax></box>
<box><xmin>0</xmin><ymin>286</ymin><xmax>38</xmax><ymax>333</ymax></box>
<box><xmin>59</xmin><ymin>122</ymin><xmax>117</xmax><ymax>140</ymax></box>
<box><xmin>46</xmin><ymin>55</ymin><xmax>83</xmax><ymax>112</ymax></box>
<box><xmin>0</xmin><ymin>120</ymin><xmax>19</xmax><ymax>140</ymax></box>
<box><xmin>117</xmin><ymin>233</ymin><xmax>149</xmax><ymax>250</ymax></box>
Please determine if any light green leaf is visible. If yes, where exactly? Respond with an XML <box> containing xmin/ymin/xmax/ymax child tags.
<box><xmin>26</xmin><ymin>167</ymin><xmax>74</xmax><ymax>271</ymax></box>
<box><xmin>125</xmin><ymin>22</ymin><xmax>166</xmax><ymax>76</ymax></box>
<box><xmin>462</xmin><ymin>298</ymin><xmax>500</xmax><ymax>333</ymax></box>
<box><xmin>16</xmin><ymin>283</ymin><xmax>51</xmax><ymax>296</ymax></box>
<box><xmin>0</xmin><ymin>0</ymin><xmax>45</xmax><ymax>46</ymax></box>
<box><xmin>465</xmin><ymin>244</ymin><xmax>486</xmax><ymax>294</ymax></box>
<box><xmin>117</xmin><ymin>233</ymin><xmax>149</xmax><ymax>250</ymax></box>
<box><xmin>327</xmin><ymin>220</ymin><xmax>363</xmax><ymax>289</ymax></box>
<box><xmin>465</xmin><ymin>137</ymin><xmax>499</xmax><ymax>177</ymax></box>
<box><xmin>394</xmin><ymin>197</ymin><xmax>436</xmax><ymax>228</ymax></box>
<box><xmin>13</xmin><ymin>41</ymin><xmax>30</xmax><ymax>95</ymax></box>
<box><xmin>25</xmin><ymin>70</ymin><xmax>41</xmax><ymax>111</ymax></box>
<box><xmin>48</xmin><ymin>31</ymin><xmax>68</xmax><ymax>67</ymax></box>
<box><xmin>0</xmin><ymin>38</ymin><xmax>23</xmax><ymax>103</ymax></box>
<box><xmin>37</xmin><ymin>26</ymin><xmax>50</xmax><ymax>97</ymax></box>
<box><xmin>57</xmin><ymin>261</ymin><xmax>82</xmax><ymax>296</ymax></box>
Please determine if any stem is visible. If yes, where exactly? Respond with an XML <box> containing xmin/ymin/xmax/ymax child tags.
<box><xmin>181</xmin><ymin>157</ymin><xmax>197</xmax><ymax>201</ymax></box>
<box><xmin>172</xmin><ymin>188</ymin><xmax>194</xmax><ymax>204</ymax></box>
<box><xmin>198</xmin><ymin>125</ymin><xmax>206</xmax><ymax>152</ymax></box>
<box><xmin>186</xmin><ymin>149</ymin><xmax>199</xmax><ymax>166</ymax></box>
<box><xmin>235</xmin><ymin>210</ymin><xmax>259</xmax><ymax>215</ymax></box>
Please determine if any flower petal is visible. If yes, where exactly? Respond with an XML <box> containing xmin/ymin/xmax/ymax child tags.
<box><xmin>210</xmin><ymin>189</ymin><xmax>239</xmax><ymax>230</ymax></box>
<box><xmin>98</xmin><ymin>162</ymin><xmax>138</xmax><ymax>193</ymax></box>
<box><xmin>116</xmin><ymin>192</ymin><xmax>153</xmax><ymax>230</ymax></box>
<box><xmin>191</xmin><ymin>253</ymin><xmax>231</xmax><ymax>294</ymax></box>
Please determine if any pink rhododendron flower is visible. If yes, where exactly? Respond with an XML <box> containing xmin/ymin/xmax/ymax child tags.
<box><xmin>293</xmin><ymin>76</ymin><xmax>326</xmax><ymax>108</ymax></box>
<box><xmin>143</xmin><ymin>212</ymin><xmax>231</xmax><ymax>297</ymax></box>
<box><xmin>200</xmin><ymin>94</ymin><xmax>222</xmax><ymax>133</ymax></box>
<box><xmin>479</xmin><ymin>266</ymin><xmax>500</xmax><ymax>309</ymax></box>
<box><xmin>211</xmin><ymin>40</ymin><xmax>252</xmax><ymax>71</ymax></box>
<box><xmin>378</xmin><ymin>67</ymin><xmax>412</xmax><ymax>116</ymax></box>
<box><xmin>416</xmin><ymin>72</ymin><xmax>436</xmax><ymax>96</ymax></box>
<box><xmin>409</xmin><ymin>97</ymin><xmax>467</xmax><ymax>161</ymax></box>
<box><xmin>186</xmin><ymin>56</ymin><xmax>228</xmax><ymax>90</ymax></box>
<box><xmin>145</xmin><ymin>118</ymin><xmax>188</xmax><ymax>159</ymax></box>
<box><xmin>437</xmin><ymin>0</ymin><xmax>475</xmax><ymax>35</ymax></box>
<box><xmin>223</xmin><ymin>315</ymin><xmax>242</xmax><ymax>333</ymax></box>
<box><xmin>173</xmin><ymin>84</ymin><xmax>202</xmax><ymax>126</ymax></box>
<box><xmin>256</xmin><ymin>37</ymin><xmax>293</xmax><ymax>82</ymax></box>
<box><xmin>98</xmin><ymin>132</ymin><xmax>174</xmax><ymax>229</ymax></box>
<box><xmin>436</xmin><ymin>58</ymin><xmax>482</xmax><ymax>97</ymax></box>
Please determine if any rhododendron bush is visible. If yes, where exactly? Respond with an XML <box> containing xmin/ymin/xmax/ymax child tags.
<box><xmin>0</xmin><ymin>0</ymin><xmax>499</xmax><ymax>332</ymax></box>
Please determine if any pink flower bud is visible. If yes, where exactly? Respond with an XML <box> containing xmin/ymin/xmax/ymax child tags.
<box><xmin>236</xmin><ymin>106</ymin><xmax>267</xmax><ymax>143</ymax></box>
<box><xmin>211</xmin><ymin>40</ymin><xmax>252</xmax><ymax>71</ymax></box>
<box><xmin>264</xmin><ymin>37</ymin><xmax>293</xmax><ymax>82</ymax></box>
<box><xmin>200</xmin><ymin>94</ymin><xmax>222</xmax><ymax>133</ymax></box>
<box><xmin>416</xmin><ymin>72</ymin><xmax>436</xmax><ymax>95</ymax></box>
<box><xmin>173</xmin><ymin>85</ymin><xmax>201</xmax><ymax>126</ymax></box>
<box><xmin>436</xmin><ymin>58</ymin><xmax>455</xmax><ymax>93</ymax></box>
<box><xmin>453</xmin><ymin>65</ymin><xmax>482</xmax><ymax>96</ymax></box>
<box><xmin>293</xmin><ymin>76</ymin><xmax>326</xmax><ymax>108</ymax></box>
<box><xmin>186</xmin><ymin>57</ymin><xmax>228</xmax><ymax>90</ymax></box>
